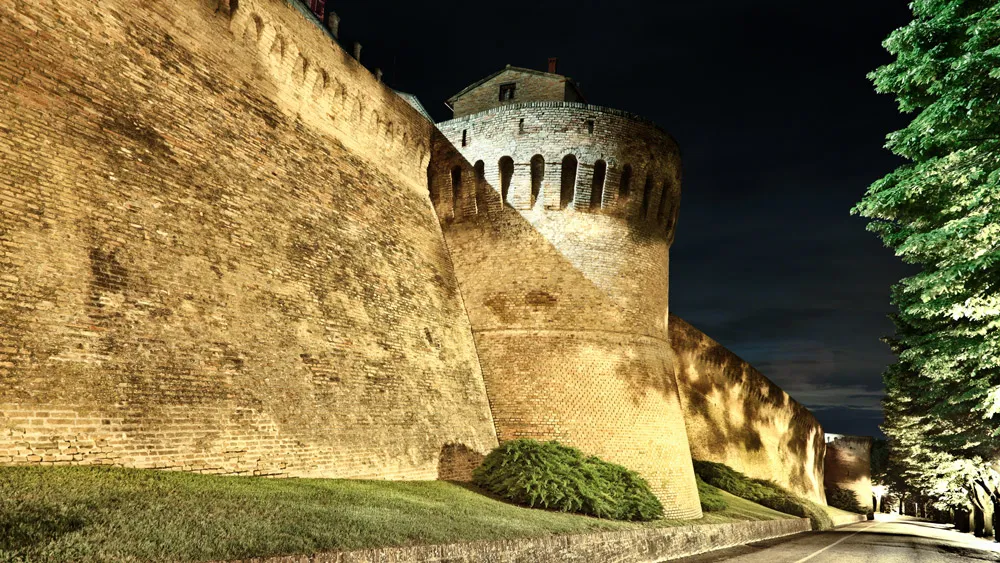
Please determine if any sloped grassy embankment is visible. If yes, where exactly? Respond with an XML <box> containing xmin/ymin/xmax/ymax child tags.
<box><xmin>693</xmin><ymin>460</ymin><xmax>862</xmax><ymax>530</ymax></box>
<box><xmin>0</xmin><ymin>465</ymin><xmax>791</xmax><ymax>562</ymax></box>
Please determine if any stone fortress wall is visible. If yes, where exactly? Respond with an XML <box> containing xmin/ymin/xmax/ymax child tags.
<box><xmin>824</xmin><ymin>434</ymin><xmax>873</xmax><ymax>510</ymax></box>
<box><xmin>0</xmin><ymin>0</ymin><xmax>864</xmax><ymax>521</ymax></box>
<box><xmin>0</xmin><ymin>0</ymin><xmax>497</xmax><ymax>479</ymax></box>
<box><xmin>669</xmin><ymin>317</ymin><xmax>827</xmax><ymax>504</ymax></box>
<box><xmin>430</xmin><ymin>103</ymin><xmax>700</xmax><ymax>518</ymax></box>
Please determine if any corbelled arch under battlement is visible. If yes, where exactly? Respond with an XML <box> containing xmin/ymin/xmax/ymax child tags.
<box><xmin>226</xmin><ymin>0</ymin><xmax>431</xmax><ymax>187</ymax></box>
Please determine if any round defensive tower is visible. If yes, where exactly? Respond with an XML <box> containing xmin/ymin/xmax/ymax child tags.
<box><xmin>427</xmin><ymin>65</ymin><xmax>702</xmax><ymax>519</ymax></box>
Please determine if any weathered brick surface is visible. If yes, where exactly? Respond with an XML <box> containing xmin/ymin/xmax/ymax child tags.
<box><xmin>0</xmin><ymin>0</ymin><xmax>497</xmax><ymax>479</ymax></box>
<box><xmin>824</xmin><ymin>434</ymin><xmax>873</xmax><ymax>511</ymax></box>
<box><xmin>0</xmin><ymin>0</ymin><xmax>836</xmax><ymax>526</ymax></box>
<box><xmin>429</xmin><ymin>103</ymin><xmax>699</xmax><ymax>518</ymax></box>
<box><xmin>220</xmin><ymin>518</ymin><xmax>811</xmax><ymax>563</ymax></box>
<box><xmin>670</xmin><ymin>316</ymin><xmax>827</xmax><ymax>504</ymax></box>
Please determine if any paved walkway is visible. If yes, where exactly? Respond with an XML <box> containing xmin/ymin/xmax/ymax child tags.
<box><xmin>673</xmin><ymin>514</ymin><xmax>1000</xmax><ymax>562</ymax></box>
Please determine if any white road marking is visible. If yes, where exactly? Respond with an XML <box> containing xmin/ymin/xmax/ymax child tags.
<box><xmin>791</xmin><ymin>520</ymin><xmax>883</xmax><ymax>563</ymax></box>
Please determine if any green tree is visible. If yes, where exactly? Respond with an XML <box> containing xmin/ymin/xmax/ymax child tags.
<box><xmin>871</xmin><ymin>439</ymin><xmax>889</xmax><ymax>486</ymax></box>
<box><xmin>854</xmin><ymin>0</ymin><xmax>1000</xmax><ymax>520</ymax></box>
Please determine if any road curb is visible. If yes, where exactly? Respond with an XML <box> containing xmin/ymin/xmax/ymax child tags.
<box><xmin>220</xmin><ymin>517</ymin><xmax>812</xmax><ymax>563</ymax></box>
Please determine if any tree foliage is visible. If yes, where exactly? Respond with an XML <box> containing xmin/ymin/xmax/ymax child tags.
<box><xmin>854</xmin><ymin>0</ymin><xmax>1000</xmax><ymax>512</ymax></box>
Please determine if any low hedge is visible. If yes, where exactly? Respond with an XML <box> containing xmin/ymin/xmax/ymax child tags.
<box><xmin>692</xmin><ymin>460</ymin><xmax>833</xmax><ymax>529</ymax></box>
<box><xmin>826</xmin><ymin>484</ymin><xmax>867</xmax><ymax>514</ymax></box>
<box><xmin>697</xmin><ymin>476</ymin><xmax>728</xmax><ymax>512</ymax></box>
<box><xmin>472</xmin><ymin>439</ymin><xmax>663</xmax><ymax>521</ymax></box>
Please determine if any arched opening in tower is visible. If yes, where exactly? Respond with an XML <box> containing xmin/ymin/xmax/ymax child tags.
<box><xmin>474</xmin><ymin>160</ymin><xmax>487</xmax><ymax>213</ymax></box>
<box><xmin>451</xmin><ymin>165</ymin><xmax>462</xmax><ymax>217</ymax></box>
<box><xmin>560</xmin><ymin>154</ymin><xmax>577</xmax><ymax>209</ymax></box>
<box><xmin>499</xmin><ymin>156</ymin><xmax>514</xmax><ymax>206</ymax></box>
<box><xmin>640</xmin><ymin>174</ymin><xmax>654</xmax><ymax>218</ymax></box>
<box><xmin>656</xmin><ymin>176</ymin><xmax>671</xmax><ymax>222</ymax></box>
<box><xmin>590</xmin><ymin>160</ymin><xmax>607</xmax><ymax>210</ymax></box>
<box><xmin>530</xmin><ymin>154</ymin><xmax>544</xmax><ymax>208</ymax></box>
<box><xmin>619</xmin><ymin>163</ymin><xmax>633</xmax><ymax>200</ymax></box>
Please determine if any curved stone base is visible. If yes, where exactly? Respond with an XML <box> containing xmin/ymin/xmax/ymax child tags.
<box><xmin>474</xmin><ymin>329</ymin><xmax>702</xmax><ymax>520</ymax></box>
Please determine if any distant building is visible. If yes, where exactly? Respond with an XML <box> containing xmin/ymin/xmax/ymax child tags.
<box><xmin>445</xmin><ymin>60</ymin><xmax>586</xmax><ymax>118</ymax></box>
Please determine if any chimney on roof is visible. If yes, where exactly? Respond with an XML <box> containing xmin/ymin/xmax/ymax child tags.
<box><xmin>375</xmin><ymin>68</ymin><xmax>383</xmax><ymax>83</ymax></box>
<box><xmin>353</xmin><ymin>42</ymin><xmax>362</xmax><ymax>62</ymax></box>
<box><xmin>326</xmin><ymin>11</ymin><xmax>340</xmax><ymax>38</ymax></box>
<box><xmin>547</xmin><ymin>57</ymin><xmax>558</xmax><ymax>74</ymax></box>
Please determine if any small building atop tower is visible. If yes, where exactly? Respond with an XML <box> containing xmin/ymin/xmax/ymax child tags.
<box><xmin>446</xmin><ymin>59</ymin><xmax>586</xmax><ymax>118</ymax></box>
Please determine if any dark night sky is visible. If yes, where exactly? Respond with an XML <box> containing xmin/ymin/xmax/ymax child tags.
<box><xmin>331</xmin><ymin>1</ymin><xmax>919</xmax><ymax>437</ymax></box>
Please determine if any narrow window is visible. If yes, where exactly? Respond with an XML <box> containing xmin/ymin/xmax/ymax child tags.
<box><xmin>657</xmin><ymin>177</ymin><xmax>670</xmax><ymax>221</ymax></box>
<box><xmin>640</xmin><ymin>175</ymin><xmax>654</xmax><ymax>217</ymax></box>
<box><xmin>461</xmin><ymin>129</ymin><xmax>467</xmax><ymax>147</ymax></box>
<box><xmin>519</xmin><ymin>118</ymin><xmax>525</xmax><ymax>134</ymax></box>
<box><xmin>530</xmin><ymin>154</ymin><xmax>544</xmax><ymax>208</ymax></box>
<box><xmin>560</xmin><ymin>154</ymin><xmax>578</xmax><ymax>209</ymax></box>
<box><xmin>499</xmin><ymin>82</ymin><xmax>516</xmax><ymax>101</ymax></box>
<box><xmin>586</xmin><ymin>120</ymin><xmax>594</xmax><ymax>135</ymax></box>
<box><xmin>451</xmin><ymin>165</ymin><xmax>462</xmax><ymax>215</ymax></box>
<box><xmin>499</xmin><ymin>156</ymin><xmax>515</xmax><ymax>205</ymax></box>
<box><xmin>590</xmin><ymin>160</ymin><xmax>607</xmax><ymax>210</ymax></box>
<box><xmin>619</xmin><ymin>164</ymin><xmax>633</xmax><ymax>199</ymax></box>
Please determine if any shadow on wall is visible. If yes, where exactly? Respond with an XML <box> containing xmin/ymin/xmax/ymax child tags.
<box><xmin>426</xmin><ymin>128</ymin><xmax>704</xmax><ymax>520</ymax></box>
<box><xmin>428</xmin><ymin>129</ymin><xmax>678</xmax><ymax>406</ymax></box>
<box><xmin>669</xmin><ymin>316</ymin><xmax>827</xmax><ymax>504</ymax></box>
<box><xmin>437</xmin><ymin>443</ymin><xmax>486</xmax><ymax>481</ymax></box>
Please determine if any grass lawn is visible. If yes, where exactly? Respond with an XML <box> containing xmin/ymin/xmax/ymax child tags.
<box><xmin>0</xmin><ymin>466</ymin><xmax>791</xmax><ymax>562</ymax></box>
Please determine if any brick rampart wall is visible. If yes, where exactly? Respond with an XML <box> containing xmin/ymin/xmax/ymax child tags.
<box><xmin>429</xmin><ymin>105</ymin><xmax>700</xmax><ymax>518</ymax></box>
<box><xmin>0</xmin><ymin>0</ymin><xmax>497</xmax><ymax>479</ymax></box>
<box><xmin>824</xmin><ymin>435</ymin><xmax>873</xmax><ymax>510</ymax></box>
<box><xmin>669</xmin><ymin>316</ymin><xmax>827</xmax><ymax>504</ymax></box>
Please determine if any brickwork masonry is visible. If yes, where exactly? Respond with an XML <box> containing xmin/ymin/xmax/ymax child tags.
<box><xmin>0</xmin><ymin>0</ymin><xmax>496</xmax><ymax>479</ymax></box>
<box><xmin>0</xmin><ymin>0</ymin><xmax>838</xmax><ymax>533</ymax></box>
<box><xmin>824</xmin><ymin>435</ymin><xmax>873</xmax><ymax>512</ymax></box>
<box><xmin>670</xmin><ymin>316</ymin><xmax>827</xmax><ymax>504</ymax></box>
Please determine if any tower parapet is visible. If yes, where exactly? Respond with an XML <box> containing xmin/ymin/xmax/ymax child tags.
<box><xmin>433</xmin><ymin>101</ymin><xmax>680</xmax><ymax>238</ymax></box>
<box><xmin>429</xmin><ymin>70</ymin><xmax>701</xmax><ymax>518</ymax></box>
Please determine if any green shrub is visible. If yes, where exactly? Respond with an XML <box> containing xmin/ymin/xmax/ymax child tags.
<box><xmin>692</xmin><ymin>460</ymin><xmax>833</xmax><ymax>530</ymax></box>
<box><xmin>696</xmin><ymin>476</ymin><xmax>728</xmax><ymax>512</ymax></box>
<box><xmin>472</xmin><ymin>439</ymin><xmax>663</xmax><ymax>521</ymax></box>
<box><xmin>825</xmin><ymin>484</ymin><xmax>866</xmax><ymax>514</ymax></box>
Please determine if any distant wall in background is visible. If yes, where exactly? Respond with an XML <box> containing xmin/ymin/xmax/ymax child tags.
<box><xmin>670</xmin><ymin>315</ymin><xmax>827</xmax><ymax>504</ymax></box>
<box><xmin>824</xmin><ymin>434</ymin><xmax>873</xmax><ymax>510</ymax></box>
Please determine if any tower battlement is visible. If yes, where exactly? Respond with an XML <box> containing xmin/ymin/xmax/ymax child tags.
<box><xmin>432</xmin><ymin>102</ymin><xmax>680</xmax><ymax>239</ymax></box>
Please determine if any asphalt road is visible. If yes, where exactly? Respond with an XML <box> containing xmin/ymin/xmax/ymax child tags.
<box><xmin>673</xmin><ymin>514</ymin><xmax>1000</xmax><ymax>563</ymax></box>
